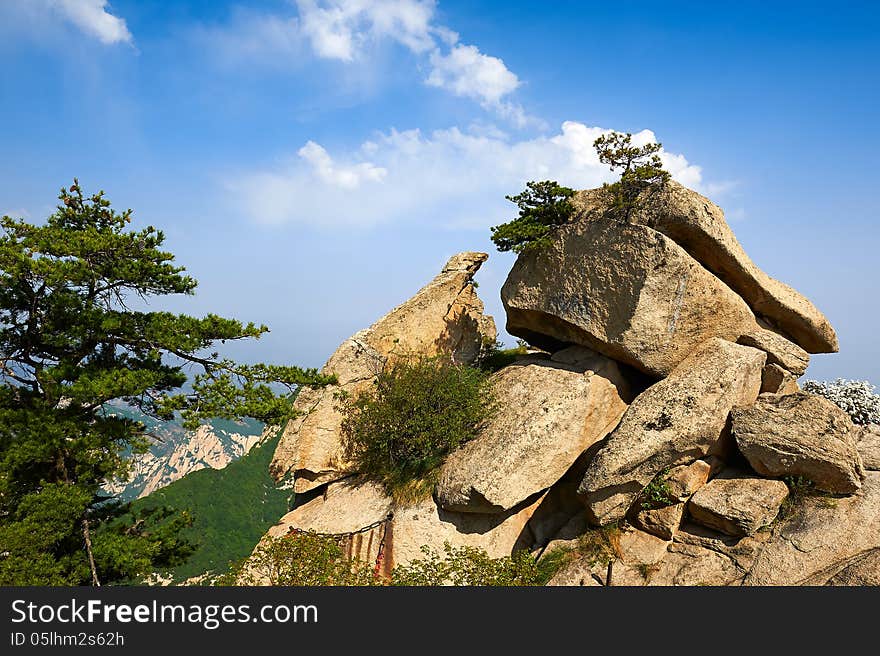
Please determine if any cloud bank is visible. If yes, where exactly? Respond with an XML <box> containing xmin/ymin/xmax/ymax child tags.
<box><xmin>231</xmin><ymin>121</ymin><xmax>704</xmax><ymax>228</ymax></box>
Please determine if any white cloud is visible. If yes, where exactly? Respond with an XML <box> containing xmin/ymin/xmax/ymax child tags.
<box><xmin>426</xmin><ymin>44</ymin><xmax>520</xmax><ymax>104</ymax></box>
<box><xmin>50</xmin><ymin>0</ymin><xmax>132</xmax><ymax>45</ymax></box>
<box><xmin>1</xmin><ymin>0</ymin><xmax>132</xmax><ymax>45</ymax></box>
<box><xmin>230</xmin><ymin>121</ymin><xmax>707</xmax><ymax>227</ymax></box>
<box><xmin>202</xmin><ymin>1</ymin><xmax>526</xmax><ymax>125</ymax></box>
<box><xmin>296</xmin><ymin>0</ymin><xmax>436</xmax><ymax>61</ymax></box>
<box><xmin>298</xmin><ymin>141</ymin><xmax>388</xmax><ymax>187</ymax></box>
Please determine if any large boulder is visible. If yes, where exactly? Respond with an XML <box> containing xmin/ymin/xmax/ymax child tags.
<box><xmin>265</xmin><ymin>479</ymin><xmax>392</xmax><ymax>539</ymax></box>
<box><xmin>731</xmin><ymin>392</ymin><xmax>865</xmax><ymax>493</ymax></box>
<box><xmin>387</xmin><ymin>495</ymin><xmax>541</xmax><ymax>568</ymax></box>
<box><xmin>270</xmin><ymin>252</ymin><xmax>497</xmax><ymax>493</ymax></box>
<box><xmin>578</xmin><ymin>338</ymin><xmax>765</xmax><ymax>525</ymax></box>
<box><xmin>501</xmin><ymin>213</ymin><xmax>793</xmax><ymax>377</ymax></box>
<box><xmin>435</xmin><ymin>347</ymin><xmax>630</xmax><ymax>513</ymax></box>
<box><xmin>572</xmin><ymin>181</ymin><xmax>838</xmax><ymax>353</ymax></box>
<box><xmin>687</xmin><ymin>473</ymin><xmax>789</xmax><ymax>537</ymax></box>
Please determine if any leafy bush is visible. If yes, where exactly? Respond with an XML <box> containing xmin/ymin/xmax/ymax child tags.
<box><xmin>490</xmin><ymin>180</ymin><xmax>575</xmax><ymax>254</ymax></box>
<box><xmin>220</xmin><ymin>537</ymin><xmax>543</xmax><ymax>587</ymax></box>
<box><xmin>339</xmin><ymin>355</ymin><xmax>493</xmax><ymax>501</ymax></box>
<box><xmin>222</xmin><ymin>533</ymin><xmax>379</xmax><ymax>586</ymax></box>
<box><xmin>391</xmin><ymin>543</ymin><xmax>541</xmax><ymax>586</ymax></box>
<box><xmin>801</xmin><ymin>379</ymin><xmax>880</xmax><ymax>425</ymax></box>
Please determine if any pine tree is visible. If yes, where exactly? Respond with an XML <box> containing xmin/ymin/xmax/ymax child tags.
<box><xmin>0</xmin><ymin>181</ymin><xmax>332</xmax><ymax>585</ymax></box>
<box><xmin>489</xmin><ymin>180</ymin><xmax>575</xmax><ymax>254</ymax></box>
<box><xmin>593</xmin><ymin>131</ymin><xmax>670</xmax><ymax>218</ymax></box>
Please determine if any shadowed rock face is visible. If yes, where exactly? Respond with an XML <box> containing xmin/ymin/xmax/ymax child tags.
<box><xmin>578</xmin><ymin>338</ymin><xmax>766</xmax><ymax>525</ymax></box>
<box><xmin>501</xmin><ymin>215</ymin><xmax>800</xmax><ymax>377</ymax></box>
<box><xmin>269</xmin><ymin>252</ymin><xmax>497</xmax><ymax>493</ymax></box>
<box><xmin>572</xmin><ymin>181</ymin><xmax>838</xmax><ymax>353</ymax></box>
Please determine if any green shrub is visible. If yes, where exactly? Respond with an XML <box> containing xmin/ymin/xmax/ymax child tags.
<box><xmin>478</xmin><ymin>339</ymin><xmax>529</xmax><ymax>372</ymax></box>
<box><xmin>221</xmin><ymin>533</ymin><xmax>379</xmax><ymax>586</ymax></box>
<box><xmin>339</xmin><ymin>355</ymin><xmax>493</xmax><ymax>501</ymax></box>
<box><xmin>490</xmin><ymin>180</ymin><xmax>575</xmax><ymax>254</ymax></box>
<box><xmin>639</xmin><ymin>469</ymin><xmax>676</xmax><ymax>509</ymax></box>
<box><xmin>391</xmin><ymin>543</ymin><xmax>541</xmax><ymax>586</ymax></box>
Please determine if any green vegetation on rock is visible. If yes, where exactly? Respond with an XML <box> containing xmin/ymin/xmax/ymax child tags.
<box><xmin>339</xmin><ymin>355</ymin><xmax>493</xmax><ymax>502</ymax></box>
<box><xmin>594</xmin><ymin>130</ymin><xmax>670</xmax><ymax>218</ymax></box>
<box><xmin>490</xmin><ymin>180</ymin><xmax>575</xmax><ymax>254</ymax></box>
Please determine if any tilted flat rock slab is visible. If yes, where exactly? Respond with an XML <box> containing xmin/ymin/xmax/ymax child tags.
<box><xmin>573</xmin><ymin>181</ymin><xmax>838</xmax><ymax>353</ymax></box>
<box><xmin>578</xmin><ymin>338</ymin><xmax>765</xmax><ymax>525</ymax></box>
<box><xmin>732</xmin><ymin>392</ymin><xmax>865</xmax><ymax>493</ymax></box>
<box><xmin>387</xmin><ymin>495</ymin><xmax>542</xmax><ymax>568</ymax></box>
<box><xmin>266</xmin><ymin>479</ymin><xmax>392</xmax><ymax>539</ymax></box>
<box><xmin>270</xmin><ymin>252</ymin><xmax>497</xmax><ymax>493</ymax></box>
<box><xmin>687</xmin><ymin>473</ymin><xmax>789</xmax><ymax>537</ymax></box>
<box><xmin>501</xmin><ymin>214</ymin><xmax>789</xmax><ymax>377</ymax></box>
<box><xmin>435</xmin><ymin>347</ymin><xmax>630</xmax><ymax>513</ymax></box>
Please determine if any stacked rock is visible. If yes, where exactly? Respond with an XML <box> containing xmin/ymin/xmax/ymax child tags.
<box><xmin>257</xmin><ymin>181</ymin><xmax>877</xmax><ymax>586</ymax></box>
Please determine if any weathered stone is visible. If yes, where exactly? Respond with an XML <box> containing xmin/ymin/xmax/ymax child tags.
<box><xmin>579</xmin><ymin>338</ymin><xmax>765</xmax><ymax>524</ymax></box>
<box><xmin>501</xmin><ymin>214</ymin><xmax>787</xmax><ymax>377</ymax></box>
<box><xmin>857</xmin><ymin>424</ymin><xmax>880</xmax><ymax>471</ymax></box>
<box><xmin>436</xmin><ymin>349</ymin><xmax>629</xmax><ymax>513</ymax></box>
<box><xmin>245</xmin><ymin>479</ymin><xmax>393</xmax><ymax>583</ymax></box>
<box><xmin>545</xmin><ymin>560</ymin><xmax>605</xmax><ymax>586</ymax></box>
<box><xmin>630</xmin><ymin>460</ymin><xmax>712</xmax><ymax>540</ymax></box>
<box><xmin>387</xmin><ymin>495</ymin><xmax>540</xmax><ymax>568</ymax></box>
<box><xmin>825</xmin><ymin>549</ymin><xmax>880</xmax><ymax>586</ymax></box>
<box><xmin>266</xmin><ymin>478</ymin><xmax>392</xmax><ymax>539</ymax></box>
<box><xmin>743</xmin><ymin>472</ymin><xmax>880</xmax><ymax>585</ymax></box>
<box><xmin>738</xmin><ymin>331</ymin><xmax>809</xmax><ymax>376</ymax></box>
<box><xmin>687</xmin><ymin>473</ymin><xmax>789</xmax><ymax>537</ymax></box>
<box><xmin>616</xmin><ymin>525</ymin><xmax>670</xmax><ymax>566</ymax></box>
<box><xmin>644</xmin><ymin>523</ymin><xmax>767</xmax><ymax>586</ymax></box>
<box><xmin>552</xmin><ymin>475</ymin><xmax>880</xmax><ymax>585</ymax></box>
<box><xmin>732</xmin><ymin>392</ymin><xmax>865</xmax><ymax>493</ymax></box>
<box><xmin>760</xmin><ymin>363</ymin><xmax>800</xmax><ymax>395</ymax></box>
<box><xmin>270</xmin><ymin>252</ymin><xmax>496</xmax><ymax>492</ymax></box>
<box><xmin>665</xmin><ymin>460</ymin><xmax>713</xmax><ymax>501</ymax></box>
<box><xmin>632</xmin><ymin>503</ymin><xmax>686</xmax><ymax>542</ymax></box>
<box><xmin>572</xmin><ymin>181</ymin><xmax>838</xmax><ymax>353</ymax></box>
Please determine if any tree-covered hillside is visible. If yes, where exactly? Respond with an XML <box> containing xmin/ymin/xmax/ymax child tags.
<box><xmin>128</xmin><ymin>429</ymin><xmax>291</xmax><ymax>582</ymax></box>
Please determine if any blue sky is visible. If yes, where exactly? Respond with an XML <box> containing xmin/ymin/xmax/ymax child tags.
<box><xmin>1</xmin><ymin>0</ymin><xmax>878</xmax><ymax>382</ymax></box>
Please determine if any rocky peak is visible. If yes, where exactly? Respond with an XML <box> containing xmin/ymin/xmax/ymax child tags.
<box><xmin>250</xmin><ymin>183</ymin><xmax>874</xmax><ymax>587</ymax></box>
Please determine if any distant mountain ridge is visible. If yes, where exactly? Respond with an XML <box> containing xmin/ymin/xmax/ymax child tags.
<box><xmin>103</xmin><ymin>402</ymin><xmax>267</xmax><ymax>502</ymax></box>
